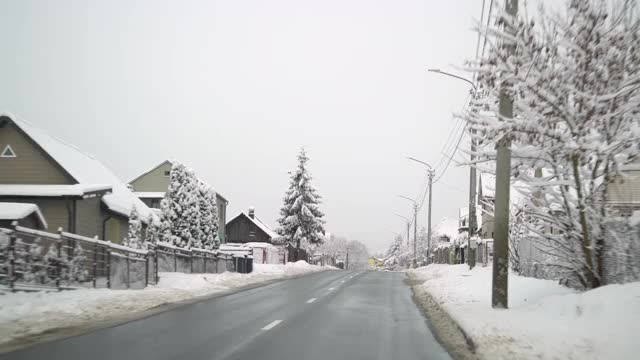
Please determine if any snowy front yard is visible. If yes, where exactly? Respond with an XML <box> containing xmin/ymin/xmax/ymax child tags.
<box><xmin>409</xmin><ymin>264</ymin><xmax>640</xmax><ymax>360</ymax></box>
<box><xmin>0</xmin><ymin>261</ymin><xmax>333</xmax><ymax>348</ymax></box>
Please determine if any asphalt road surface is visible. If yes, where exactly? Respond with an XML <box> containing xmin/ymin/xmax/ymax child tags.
<box><xmin>2</xmin><ymin>270</ymin><xmax>451</xmax><ymax>360</ymax></box>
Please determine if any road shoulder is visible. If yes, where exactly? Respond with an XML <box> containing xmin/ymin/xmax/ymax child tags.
<box><xmin>407</xmin><ymin>272</ymin><xmax>480</xmax><ymax>360</ymax></box>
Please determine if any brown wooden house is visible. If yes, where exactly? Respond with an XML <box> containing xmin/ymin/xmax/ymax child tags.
<box><xmin>225</xmin><ymin>207</ymin><xmax>279</xmax><ymax>244</ymax></box>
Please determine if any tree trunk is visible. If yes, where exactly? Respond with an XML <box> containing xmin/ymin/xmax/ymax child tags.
<box><xmin>571</xmin><ymin>154</ymin><xmax>599</xmax><ymax>289</ymax></box>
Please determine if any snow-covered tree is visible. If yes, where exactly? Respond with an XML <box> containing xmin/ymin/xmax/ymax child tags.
<box><xmin>145</xmin><ymin>213</ymin><xmax>160</xmax><ymax>245</ymax></box>
<box><xmin>467</xmin><ymin>0</ymin><xmax>640</xmax><ymax>288</ymax></box>
<box><xmin>66</xmin><ymin>241</ymin><xmax>88</xmax><ymax>283</ymax></box>
<box><xmin>277</xmin><ymin>148</ymin><xmax>326</xmax><ymax>250</ymax></box>
<box><xmin>196</xmin><ymin>181</ymin><xmax>219</xmax><ymax>250</ymax></box>
<box><xmin>318</xmin><ymin>234</ymin><xmax>348</xmax><ymax>259</ymax></box>
<box><xmin>383</xmin><ymin>234</ymin><xmax>412</xmax><ymax>269</ymax></box>
<box><xmin>123</xmin><ymin>206</ymin><xmax>143</xmax><ymax>250</ymax></box>
<box><xmin>163</xmin><ymin>162</ymin><xmax>200</xmax><ymax>248</ymax></box>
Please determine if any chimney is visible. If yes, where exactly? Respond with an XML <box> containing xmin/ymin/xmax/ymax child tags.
<box><xmin>248</xmin><ymin>206</ymin><xmax>255</xmax><ymax>219</ymax></box>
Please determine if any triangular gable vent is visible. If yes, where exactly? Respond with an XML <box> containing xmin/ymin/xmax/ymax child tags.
<box><xmin>1</xmin><ymin>145</ymin><xmax>16</xmax><ymax>158</ymax></box>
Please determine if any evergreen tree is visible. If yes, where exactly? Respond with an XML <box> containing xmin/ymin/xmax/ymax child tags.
<box><xmin>277</xmin><ymin>148</ymin><xmax>326</xmax><ymax>250</ymax></box>
<box><xmin>164</xmin><ymin>162</ymin><xmax>200</xmax><ymax>248</ymax></box>
<box><xmin>197</xmin><ymin>182</ymin><xmax>219</xmax><ymax>250</ymax></box>
<box><xmin>145</xmin><ymin>213</ymin><xmax>160</xmax><ymax>245</ymax></box>
<box><xmin>123</xmin><ymin>205</ymin><xmax>142</xmax><ymax>250</ymax></box>
<box><xmin>159</xmin><ymin>197</ymin><xmax>173</xmax><ymax>244</ymax></box>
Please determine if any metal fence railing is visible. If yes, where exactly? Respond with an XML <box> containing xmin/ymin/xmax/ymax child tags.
<box><xmin>0</xmin><ymin>225</ymin><xmax>256</xmax><ymax>292</ymax></box>
<box><xmin>0</xmin><ymin>225</ymin><xmax>150</xmax><ymax>291</ymax></box>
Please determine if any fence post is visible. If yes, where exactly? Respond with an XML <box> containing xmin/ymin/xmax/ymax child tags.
<box><xmin>126</xmin><ymin>253</ymin><xmax>130</xmax><ymax>289</ymax></box>
<box><xmin>8</xmin><ymin>223</ymin><xmax>17</xmax><ymax>292</ymax></box>
<box><xmin>106</xmin><ymin>248</ymin><xmax>111</xmax><ymax>288</ymax></box>
<box><xmin>93</xmin><ymin>240</ymin><xmax>98</xmax><ymax>288</ymax></box>
<box><xmin>145</xmin><ymin>250</ymin><xmax>149</xmax><ymax>287</ymax></box>
<box><xmin>203</xmin><ymin>253</ymin><xmax>207</xmax><ymax>273</ymax></box>
<box><xmin>174</xmin><ymin>248</ymin><xmax>177</xmax><ymax>272</ymax></box>
<box><xmin>190</xmin><ymin>250</ymin><xmax>193</xmax><ymax>274</ymax></box>
<box><xmin>56</xmin><ymin>228</ymin><xmax>63</xmax><ymax>291</ymax></box>
<box><xmin>155</xmin><ymin>245</ymin><xmax>159</xmax><ymax>283</ymax></box>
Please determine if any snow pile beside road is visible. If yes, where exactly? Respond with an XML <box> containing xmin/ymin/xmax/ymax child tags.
<box><xmin>409</xmin><ymin>264</ymin><xmax>640</xmax><ymax>360</ymax></box>
<box><xmin>0</xmin><ymin>261</ymin><xmax>332</xmax><ymax>348</ymax></box>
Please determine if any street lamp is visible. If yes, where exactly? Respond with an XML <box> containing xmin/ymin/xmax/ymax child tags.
<box><xmin>397</xmin><ymin>195</ymin><xmax>418</xmax><ymax>267</ymax></box>
<box><xmin>427</xmin><ymin>67</ymin><xmax>479</xmax><ymax>269</ymax></box>
<box><xmin>407</xmin><ymin>157</ymin><xmax>435</xmax><ymax>265</ymax></box>
<box><xmin>393</xmin><ymin>213</ymin><xmax>411</xmax><ymax>247</ymax></box>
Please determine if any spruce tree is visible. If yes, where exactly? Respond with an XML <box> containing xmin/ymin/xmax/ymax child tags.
<box><xmin>277</xmin><ymin>148</ymin><xmax>326</xmax><ymax>250</ymax></box>
<box><xmin>145</xmin><ymin>213</ymin><xmax>160</xmax><ymax>245</ymax></box>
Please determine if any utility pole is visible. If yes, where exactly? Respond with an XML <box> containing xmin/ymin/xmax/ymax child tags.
<box><xmin>492</xmin><ymin>0</ymin><xmax>517</xmax><ymax>309</ymax></box>
<box><xmin>406</xmin><ymin>157</ymin><xmax>435</xmax><ymax>265</ymax></box>
<box><xmin>397</xmin><ymin>195</ymin><xmax>418</xmax><ymax>267</ymax></box>
<box><xmin>413</xmin><ymin>203</ymin><xmax>418</xmax><ymax>267</ymax></box>
<box><xmin>468</xmin><ymin>95</ymin><xmax>478</xmax><ymax>270</ymax></box>
<box><xmin>394</xmin><ymin>213</ymin><xmax>411</xmax><ymax>248</ymax></box>
<box><xmin>427</xmin><ymin>170</ymin><xmax>434</xmax><ymax>264</ymax></box>
<box><xmin>346</xmin><ymin>247</ymin><xmax>349</xmax><ymax>270</ymax></box>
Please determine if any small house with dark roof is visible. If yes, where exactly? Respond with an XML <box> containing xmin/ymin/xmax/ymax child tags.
<box><xmin>225</xmin><ymin>207</ymin><xmax>279</xmax><ymax>244</ymax></box>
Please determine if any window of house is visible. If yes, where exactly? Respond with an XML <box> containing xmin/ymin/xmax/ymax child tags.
<box><xmin>1</xmin><ymin>145</ymin><xmax>16</xmax><ymax>158</ymax></box>
<box><xmin>164</xmin><ymin>170</ymin><xmax>170</xmax><ymax>177</ymax></box>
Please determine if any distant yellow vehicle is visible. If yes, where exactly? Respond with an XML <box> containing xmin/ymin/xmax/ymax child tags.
<box><xmin>368</xmin><ymin>257</ymin><xmax>385</xmax><ymax>270</ymax></box>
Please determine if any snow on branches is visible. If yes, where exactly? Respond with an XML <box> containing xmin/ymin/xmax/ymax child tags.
<box><xmin>277</xmin><ymin>148</ymin><xmax>326</xmax><ymax>250</ymax></box>
<box><xmin>466</xmin><ymin>0</ymin><xmax>640</xmax><ymax>289</ymax></box>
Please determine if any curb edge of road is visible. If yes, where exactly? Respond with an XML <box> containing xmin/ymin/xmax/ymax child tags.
<box><xmin>0</xmin><ymin>269</ymin><xmax>339</xmax><ymax>355</ymax></box>
<box><xmin>406</xmin><ymin>272</ymin><xmax>482</xmax><ymax>360</ymax></box>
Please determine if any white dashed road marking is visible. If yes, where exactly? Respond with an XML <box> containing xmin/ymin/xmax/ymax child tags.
<box><xmin>261</xmin><ymin>320</ymin><xmax>283</xmax><ymax>330</ymax></box>
<box><xmin>306</xmin><ymin>298</ymin><xmax>317</xmax><ymax>304</ymax></box>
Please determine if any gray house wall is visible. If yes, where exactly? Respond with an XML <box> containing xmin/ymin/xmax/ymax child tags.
<box><xmin>0</xmin><ymin>120</ymin><xmax>74</xmax><ymax>185</ymax></box>
<box><xmin>0</xmin><ymin>213</ymin><xmax>41</xmax><ymax>230</ymax></box>
<box><xmin>75</xmin><ymin>197</ymin><xmax>104</xmax><ymax>238</ymax></box>
<box><xmin>130</xmin><ymin>161</ymin><xmax>172</xmax><ymax>192</ymax></box>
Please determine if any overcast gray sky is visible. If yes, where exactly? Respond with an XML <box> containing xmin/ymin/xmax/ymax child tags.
<box><xmin>1</xmin><ymin>0</ymin><xmax>489</xmax><ymax>253</ymax></box>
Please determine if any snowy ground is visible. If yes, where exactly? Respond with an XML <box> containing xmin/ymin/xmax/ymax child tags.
<box><xmin>0</xmin><ymin>261</ymin><xmax>333</xmax><ymax>348</ymax></box>
<box><xmin>409</xmin><ymin>264</ymin><xmax>640</xmax><ymax>360</ymax></box>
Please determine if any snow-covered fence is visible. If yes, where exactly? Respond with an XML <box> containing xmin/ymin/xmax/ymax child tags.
<box><xmin>0</xmin><ymin>224</ymin><xmax>155</xmax><ymax>292</ymax></box>
<box><xmin>153</xmin><ymin>242</ymin><xmax>246</xmax><ymax>275</ymax></box>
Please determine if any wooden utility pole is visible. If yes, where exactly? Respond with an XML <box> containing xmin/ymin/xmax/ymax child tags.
<box><xmin>427</xmin><ymin>170</ymin><xmax>434</xmax><ymax>264</ymax></box>
<box><xmin>492</xmin><ymin>0</ymin><xmax>518</xmax><ymax>309</ymax></box>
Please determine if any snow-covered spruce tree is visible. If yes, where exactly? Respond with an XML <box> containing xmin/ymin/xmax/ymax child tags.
<box><xmin>196</xmin><ymin>181</ymin><xmax>219</xmax><ymax>250</ymax></box>
<box><xmin>158</xmin><ymin>198</ymin><xmax>173</xmax><ymax>244</ymax></box>
<box><xmin>277</xmin><ymin>148</ymin><xmax>326</xmax><ymax>250</ymax></box>
<box><xmin>163</xmin><ymin>162</ymin><xmax>200</xmax><ymax>248</ymax></box>
<box><xmin>466</xmin><ymin>0</ymin><xmax>640</xmax><ymax>288</ymax></box>
<box><xmin>123</xmin><ymin>206</ymin><xmax>143</xmax><ymax>250</ymax></box>
<box><xmin>66</xmin><ymin>241</ymin><xmax>88</xmax><ymax>283</ymax></box>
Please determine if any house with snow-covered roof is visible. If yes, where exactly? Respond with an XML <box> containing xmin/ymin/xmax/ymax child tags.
<box><xmin>0</xmin><ymin>113</ymin><xmax>156</xmax><ymax>242</ymax></box>
<box><xmin>128</xmin><ymin>159</ymin><xmax>229</xmax><ymax>243</ymax></box>
<box><xmin>225</xmin><ymin>207</ymin><xmax>279</xmax><ymax>244</ymax></box>
<box><xmin>0</xmin><ymin>202</ymin><xmax>48</xmax><ymax>230</ymax></box>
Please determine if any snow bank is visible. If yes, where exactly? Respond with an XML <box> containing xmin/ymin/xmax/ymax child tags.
<box><xmin>409</xmin><ymin>264</ymin><xmax>640</xmax><ymax>360</ymax></box>
<box><xmin>0</xmin><ymin>261</ymin><xmax>333</xmax><ymax>347</ymax></box>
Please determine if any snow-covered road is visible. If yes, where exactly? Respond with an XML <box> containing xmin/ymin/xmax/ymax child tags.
<box><xmin>0</xmin><ymin>261</ymin><xmax>332</xmax><ymax>351</ymax></box>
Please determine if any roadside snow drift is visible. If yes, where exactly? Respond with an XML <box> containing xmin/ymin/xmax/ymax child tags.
<box><xmin>0</xmin><ymin>261</ymin><xmax>332</xmax><ymax>348</ymax></box>
<box><xmin>409</xmin><ymin>264</ymin><xmax>640</xmax><ymax>360</ymax></box>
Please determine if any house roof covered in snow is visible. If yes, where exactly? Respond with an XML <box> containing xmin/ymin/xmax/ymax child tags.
<box><xmin>433</xmin><ymin>217</ymin><xmax>459</xmax><ymax>239</ymax></box>
<box><xmin>0</xmin><ymin>184</ymin><xmax>111</xmax><ymax>197</ymax></box>
<box><xmin>133</xmin><ymin>192</ymin><xmax>166</xmax><ymax>199</ymax></box>
<box><xmin>0</xmin><ymin>202</ymin><xmax>48</xmax><ymax>229</ymax></box>
<box><xmin>227</xmin><ymin>212</ymin><xmax>279</xmax><ymax>239</ymax></box>
<box><xmin>2</xmin><ymin>113</ymin><xmax>157</xmax><ymax>221</ymax></box>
